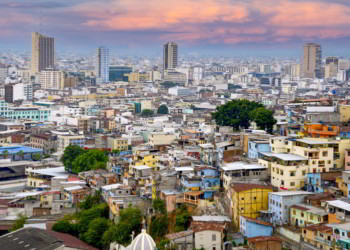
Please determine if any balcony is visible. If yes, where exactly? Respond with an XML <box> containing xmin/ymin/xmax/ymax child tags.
<box><xmin>315</xmin><ymin>236</ymin><xmax>333</xmax><ymax>246</ymax></box>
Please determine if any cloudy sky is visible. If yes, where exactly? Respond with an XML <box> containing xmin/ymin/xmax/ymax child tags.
<box><xmin>1</xmin><ymin>0</ymin><xmax>350</xmax><ymax>56</ymax></box>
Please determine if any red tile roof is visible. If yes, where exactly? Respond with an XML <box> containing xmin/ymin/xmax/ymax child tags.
<box><xmin>248</xmin><ymin>236</ymin><xmax>282</xmax><ymax>244</ymax></box>
<box><xmin>242</xmin><ymin>216</ymin><xmax>273</xmax><ymax>227</ymax></box>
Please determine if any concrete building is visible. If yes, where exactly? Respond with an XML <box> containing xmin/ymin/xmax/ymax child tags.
<box><xmin>5</xmin><ymin>83</ymin><xmax>33</xmax><ymax>103</ymax></box>
<box><xmin>31</xmin><ymin>32</ymin><xmax>55</xmax><ymax>75</ymax></box>
<box><xmin>168</xmin><ymin>86</ymin><xmax>195</xmax><ymax>96</ymax></box>
<box><xmin>228</xmin><ymin>183</ymin><xmax>272</xmax><ymax>229</ymax></box>
<box><xmin>240</xmin><ymin>216</ymin><xmax>273</xmax><ymax>238</ymax></box>
<box><xmin>96</xmin><ymin>46</ymin><xmax>109</xmax><ymax>83</ymax></box>
<box><xmin>149</xmin><ymin>132</ymin><xmax>176</xmax><ymax>146</ymax></box>
<box><xmin>248</xmin><ymin>139</ymin><xmax>270</xmax><ymax>159</ymax></box>
<box><xmin>268</xmin><ymin>191</ymin><xmax>312</xmax><ymax>225</ymax></box>
<box><xmin>39</xmin><ymin>69</ymin><xmax>64</xmax><ymax>89</ymax></box>
<box><xmin>163</xmin><ymin>42</ymin><xmax>178</xmax><ymax>70</ymax></box>
<box><xmin>302</xmin><ymin>43</ymin><xmax>322</xmax><ymax>78</ymax></box>
<box><xmin>57</xmin><ymin>134</ymin><xmax>85</xmax><ymax>152</ymax></box>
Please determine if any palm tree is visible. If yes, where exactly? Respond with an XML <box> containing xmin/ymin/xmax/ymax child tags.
<box><xmin>3</xmin><ymin>150</ymin><xmax>8</xmax><ymax>159</ymax></box>
<box><xmin>17</xmin><ymin>150</ymin><xmax>24</xmax><ymax>160</ymax></box>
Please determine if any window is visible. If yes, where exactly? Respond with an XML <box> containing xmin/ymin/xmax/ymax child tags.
<box><xmin>310</xmin><ymin>215</ymin><xmax>313</xmax><ymax>220</ymax></box>
<box><xmin>241</xmin><ymin>197</ymin><xmax>244</xmax><ymax>201</ymax></box>
<box><xmin>342</xmin><ymin>232</ymin><xmax>345</xmax><ymax>236</ymax></box>
<box><xmin>322</xmin><ymin>152</ymin><xmax>328</xmax><ymax>157</ymax></box>
<box><xmin>212</xmin><ymin>234</ymin><xmax>216</xmax><ymax>241</ymax></box>
<box><xmin>293</xmin><ymin>210</ymin><xmax>296</xmax><ymax>215</ymax></box>
<box><xmin>301</xmin><ymin>213</ymin><xmax>304</xmax><ymax>217</ymax></box>
<box><xmin>290</xmin><ymin>182</ymin><xmax>295</xmax><ymax>186</ymax></box>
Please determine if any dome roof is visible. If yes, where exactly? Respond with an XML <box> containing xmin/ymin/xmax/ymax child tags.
<box><xmin>127</xmin><ymin>229</ymin><xmax>156</xmax><ymax>250</ymax></box>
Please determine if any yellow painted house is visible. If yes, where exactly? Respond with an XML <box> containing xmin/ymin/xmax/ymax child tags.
<box><xmin>134</xmin><ymin>154</ymin><xmax>159</xmax><ymax>168</ymax></box>
<box><xmin>229</xmin><ymin>183</ymin><xmax>273</xmax><ymax>229</ymax></box>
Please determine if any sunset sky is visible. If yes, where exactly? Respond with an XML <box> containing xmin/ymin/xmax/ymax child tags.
<box><xmin>1</xmin><ymin>0</ymin><xmax>350</xmax><ymax>55</ymax></box>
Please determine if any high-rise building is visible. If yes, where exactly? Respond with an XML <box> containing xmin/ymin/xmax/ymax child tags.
<box><xmin>31</xmin><ymin>32</ymin><xmax>55</xmax><ymax>75</ymax></box>
<box><xmin>163</xmin><ymin>42</ymin><xmax>178</xmax><ymax>71</ymax></box>
<box><xmin>96</xmin><ymin>46</ymin><xmax>109</xmax><ymax>83</ymax></box>
<box><xmin>39</xmin><ymin>69</ymin><xmax>64</xmax><ymax>89</ymax></box>
<box><xmin>5</xmin><ymin>83</ymin><xmax>33</xmax><ymax>103</ymax></box>
<box><xmin>326</xmin><ymin>56</ymin><xmax>339</xmax><ymax>66</ymax></box>
<box><xmin>302</xmin><ymin>43</ymin><xmax>322</xmax><ymax>78</ymax></box>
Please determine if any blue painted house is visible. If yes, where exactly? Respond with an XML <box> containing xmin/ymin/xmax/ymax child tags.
<box><xmin>340</xmin><ymin>127</ymin><xmax>350</xmax><ymax>138</ymax></box>
<box><xmin>240</xmin><ymin>216</ymin><xmax>273</xmax><ymax>238</ymax></box>
<box><xmin>180</xmin><ymin>175</ymin><xmax>201</xmax><ymax>191</ymax></box>
<box><xmin>306</xmin><ymin>172</ymin><xmax>339</xmax><ymax>193</ymax></box>
<box><xmin>248</xmin><ymin>139</ymin><xmax>270</xmax><ymax>159</ymax></box>
<box><xmin>195</xmin><ymin>166</ymin><xmax>220</xmax><ymax>198</ymax></box>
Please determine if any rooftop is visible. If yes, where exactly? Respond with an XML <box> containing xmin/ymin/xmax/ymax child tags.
<box><xmin>269</xmin><ymin>191</ymin><xmax>313</xmax><ymax>196</ymax></box>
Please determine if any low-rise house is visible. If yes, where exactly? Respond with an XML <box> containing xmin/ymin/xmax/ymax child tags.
<box><xmin>229</xmin><ymin>183</ymin><xmax>273</xmax><ymax>229</ymax></box>
<box><xmin>165</xmin><ymin>231</ymin><xmax>194</xmax><ymax>250</ymax></box>
<box><xmin>160</xmin><ymin>190</ymin><xmax>183</xmax><ymax>213</ymax></box>
<box><xmin>190</xmin><ymin>216</ymin><xmax>230</xmax><ymax>250</ymax></box>
<box><xmin>306</xmin><ymin>171</ymin><xmax>341</xmax><ymax>193</ymax></box>
<box><xmin>268</xmin><ymin>191</ymin><xmax>312</xmax><ymax>225</ymax></box>
<box><xmin>63</xmin><ymin>186</ymin><xmax>91</xmax><ymax>205</ymax></box>
<box><xmin>302</xmin><ymin>223</ymin><xmax>333</xmax><ymax>250</ymax></box>
<box><xmin>248</xmin><ymin>236</ymin><xmax>282</xmax><ymax>250</ymax></box>
<box><xmin>304</xmin><ymin>192</ymin><xmax>335</xmax><ymax>206</ymax></box>
<box><xmin>331</xmin><ymin>223</ymin><xmax>350</xmax><ymax>249</ymax></box>
<box><xmin>326</xmin><ymin>200</ymin><xmax>350</xmax><ymax>223</ymax></box>
<box><xmin>290</xmin><ymin>204</ymin><xmax>328</xmax><ymax>227</ymax></box>
<box><xmin>221</xmin><ymin>162</ymin><xmax>268</xmax><ymax>190</ymax></box>
<box><xmin>239</xmin><ymin>216</ymin><xmax>273</xmax><ymax>238</ymax></box>
<box><xmin>248</xmin><ymin>139</ymin><xmax>270</xmax><ymax>159</ymax></box>
<box><xmin>27</xmin><ymin>166</ymin><xmax>68</xmax><ymax>188</ymax></box>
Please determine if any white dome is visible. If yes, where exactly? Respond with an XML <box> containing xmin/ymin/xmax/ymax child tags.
<box><xmin>127</xmin><ymin>229</ymin><xmax>156</xmax><ymax>250</ymax></box>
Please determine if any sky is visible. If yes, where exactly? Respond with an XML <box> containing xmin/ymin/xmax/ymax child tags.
<box><xmin>1</xmin><ymin>0</ymin><xmax>350</xmax><ymax>56</ymax></box>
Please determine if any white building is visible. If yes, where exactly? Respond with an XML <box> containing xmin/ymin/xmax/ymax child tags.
<box><xmin>39</xmin><ymin>69</ymin><xmax>64</xmax><ymax>89</ymax></box>
<box><xmin>168</xmin><ymin>86</ymin><xmax>195</xmax><ymax>96</ymax></box>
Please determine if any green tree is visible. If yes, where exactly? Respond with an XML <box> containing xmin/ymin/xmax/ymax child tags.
<box><xmin>83</xmin><ymin>217</ymin><xmax>109</xmax><ymax>249</ymax></box>
<box><xmin>212</xmin><ymin>100</ymin><xmax>263</xmax><ymax>130</ymax></box>
<box><xmin>153</xmin><ymin>198</ymin><xmax>166</xmax><ymax>214</ymax></box>
<box><xmin>149</xmin><ymin>198</ymin><xmax>168</xmax><ymax>241</ymax></box>
<box><xmin>11</xmin><ymin>214</ymin><xmax>27</xmax><ymax>232</ymax></box>
<box><xmin>140</xmin><ymin>109</ymin><xmax>154</xmax><ymax>117</ymax></box>
<box><xmin>175</xmin><ymin>204</ymin><xmax>191</xmax><ymax>232</ymax></box>
<box><xmin>102</xmin><ymin>206</ymin><xmax>143</xmax><ymax>246</ymax></box>
<box><xmin>32</xmin><ymin>153</ymin><xmax>42</xmax><ymax>161</ymax></box>
<box><xmin>71</xmin><ymin>149</ymin><xmax>108</xmax><ymax>174</ymax></box>
<box><xmin>52</xmin><ymin>220</ymin><xmax>78</xmax><ymax>237</ymax></box>
<box><xmin>250</xmin><ymin>107</ymin><xmax>277</xmax><ymax>134</ymax></box>
<box><xmin>3</xmin><ymin>150</ymin><xmax>8</xmax><ymax>159</ymax></box>
<box><xmin>61</xmin><ymin>145</ymin><xmax>85</xmax><ymax>173</ymax></box>
<box><xmin>17</xmin><ymin>150</ymin><xmax>24</xmax><ymax>160</ymax></box>
<box><xmin>77</xmin><ymin>203</ymin><xmax>109</xmax><ymax>235</ymax></box>
<box><xmin>157</xmin><ymin>105</ymin><xmax>169</xmax><ymax>114</ymax></box>
<box><xmin>111</xmin><ymin>149</ymin><xmax>120</xmax><ymax>155</ymax></box>
<box><xmin>78</xmin><ymin>191</ymin><xmax>101</xmax><ymax>210</ymax></box>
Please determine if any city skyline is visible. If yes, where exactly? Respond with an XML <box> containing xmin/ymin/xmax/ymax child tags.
<box><xmin>1</xmin><ymin>0</ymin><xmax>350</xmax><ymax>56</ymax></box>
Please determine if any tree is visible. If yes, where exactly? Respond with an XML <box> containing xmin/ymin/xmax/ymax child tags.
<box><xmin>140</xmin><ymin>109</ymin><xmax>154</xmax><ymax>117</ymax></box>
<box><xmin>32</xmin><ymin>153</ymin><xmax>42</xmax><ymax>161</ymax></box>
<box><xmin>78</xmin><ymin>192</ymin><xmax>101</xmax><ymax>210</ymax></box>
<box><xmin>250</xmin><ymin>107</ymin><xmax>277</xmax><ymax>134</ymax></box>
<box><xmin>71</xmin><ymin>149</ymin><xmax>108</xmax><ymax>174</ymax></box>
<box><xmin>52</xmin><ymin>220</ymin><xmax>78</xmax><ymax>237</ymax></box>
<box><xmin>3</xmin><ymin>150</ymin><xmax>8</xmax><ymax>159</ymax></box>
<box><xmin>102</xmin><ymin>206</ymin><xmax>143</xmax><ymax>246</ymax></box>
<box><xmin>11</xmin><ymin>214</ymin><xmax>27</xmax><ymax>232</ymax></box>
<box><xmin>61</xmin><ymin>145</ymin><xmax>85</xmax><ymax>173</ymax></box>
<box><xmin>83</xmin><ymin>217</ymin><xmax>109</xmax><ymax>249</ymax></box>
<box><xmin>77</xmin><ymin>203</ymin><xmax>109</xmax><ymax>235</ymax></box>
<box><xmin>157</xmin><ymin>105</ymin><xmax>169</xmax><ymax>115</ymax></box>
<box><xmin>149</xmin><ymin>198</ymin><xmax>168</xmax><ymax>241</ymax></box>
<box><xmin>175</xmin><ymin>204</ymin><xmax>191</xmax><ymax>232</ymax></box>
<box><xmin>17</xmin><ymin>150</ymin><xmax>24</xmax><ymax>160</ymax></box>
<box><xmin>212</xmin><ymin>100</ymin><xmax>263</xmax><ymax>130</ymax></box>
<box><xmin>111</xmin><ymin>149</ymin><xmax>120</xmax><ymax>155</ymax></box>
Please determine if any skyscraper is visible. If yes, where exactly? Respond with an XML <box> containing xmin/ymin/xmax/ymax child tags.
<box><xmin>163</xmin><ymin>42</ymin><xmax>178</xmax><ymax>71</ymax></box>
<box><xmin>302</xmin><ymin>43</ymin><xmax>322</xmax><ymax>79</ymax></box>
<box><xmin>96</xmin><ymin>46</ymin><xmax>109</xmax><ymax>83</ymax></box>
<box><xmin>31</xmin><ymin>32</ymin><xmax>55</xmax><ymax>75</ymax></box>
